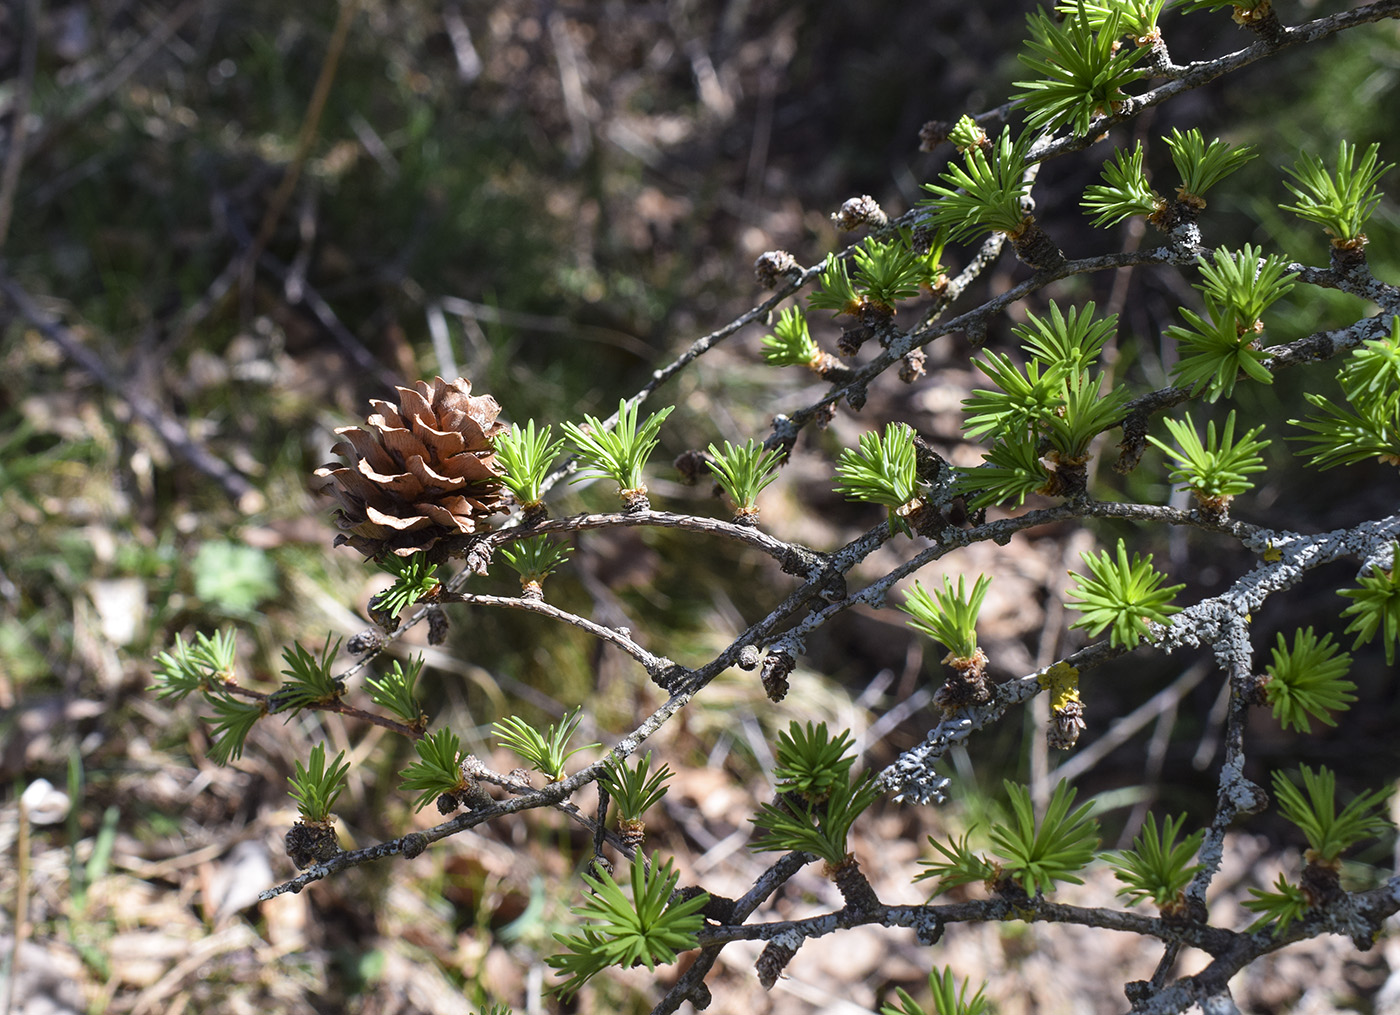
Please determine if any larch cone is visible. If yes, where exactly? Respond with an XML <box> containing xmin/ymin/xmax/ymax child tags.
<box><xmin>315</xmin><ymin>376</ymin><xmax>507</xmax><ymax>559</ymax></box>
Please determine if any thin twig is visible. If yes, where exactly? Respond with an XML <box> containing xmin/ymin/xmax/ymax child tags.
<box><xmin>651</xmin><ymin>850</ymin><xmax>817</xmax><ymax>1015</ymax></box>
<box><xmin>449</xmin><ymin>592</ymin><xmax>673</xmax><ymax>679</ymax></box>
<box><xmin>216</xmin><ymin>681</ymin><xmax>422</xmax><ymax>739</ymax></box>
<box><xmin>487</xmin><ymin>508</ymin><xmax>822</xmax><ymax>576</ymax></box>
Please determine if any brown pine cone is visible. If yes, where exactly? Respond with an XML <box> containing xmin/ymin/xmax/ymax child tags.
<box><xmin>315</xmin><ymin>376</ymin><xmax>507</xmax><ymax>559</ymax></box>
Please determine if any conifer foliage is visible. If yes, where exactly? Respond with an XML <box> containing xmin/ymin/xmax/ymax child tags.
<box><xmin>148</xmin><ymin>2</ymin><xmax>1400</xmax><ymax>1011</ymax></box>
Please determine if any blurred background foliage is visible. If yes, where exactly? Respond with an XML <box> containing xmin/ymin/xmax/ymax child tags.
<box><xmin>1</xmin><ymin>1</ymin><xmax>1398</xmax><ymax>1012</ymax></box>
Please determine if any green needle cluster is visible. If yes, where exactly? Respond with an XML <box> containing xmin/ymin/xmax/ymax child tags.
<box><xmin>1243</xmin><ymin>874</ymin><xmax>1312</xmax><ymax>936</ymax></box>
<box><xmin>1263</xmin><ymin>628</ymin><xmax>1355</xmax><ymax>733</ymax></box>
<box><xmin>547</xmin><ymin>852</ymin><xmax>708</xmax><ymax>999</ymax></box>
<box><xmin>495</xmin><ymin>419</ymin><xmax>565</xmax><ymax>509</ymax></box>
<box><xmin>850</xmin><ymin>236</ymin><xmax>926</xmax><ymax>311</ymax></box>
<box><xmin>1066</xmin><ymin>540</ymin><xmax>1184</xmax><ymax>648</ymax></box>
<box><xmin>1273</xmin><ymin>764</ymin><xmax>1393</xmax><ymax>866</ymax></box>
<box><xmin>1081</xmin><ymin>129</ymin><xmax>1254</xmax><ymax>229</ymax></box>
<box><xmin>750</xmin><ymin>722</ymin><xmax>879</xmax><ymax>866</ymax></box>
<box><xmin>990</xmin><ymin>780</ymin><xmax>1100</xmax><ymax>897</ymax></box>
<box><xmin>882</xmin><ymin>966</ymin><xmax>992</xmax><ymax>1015</ymax></box>
<box><xmin>921</xmin><ymin>128</ymin><xmax>1035</xmax><ymax>242</ymax></box>
<box><xmin>288</xmin><ymin>742</ymin><xmax>352</xmax><ymax>824</ymax></box>
<box><xmin>1165</xmin><ymin>128</ymin><xmax>1256</xmax><ymax>203</ymax></box>
<box><xmin>901</xmin><ymin>574</ymin><xmax>992</xmax><ymax>661</ymax></box>
<box><xmin>770</xmin><ymin>721</ymin><xmax>857</xmax><ymax>806</ymax></box>
<box><xmin>834</xmin><ymin>422</ymin><xmax>923</xmax><ymax>532</ymax></box>
<box><xmin>1055</xmin><ymin>0</ymin><xmax>1166</xmax><ymax>39</ymax></box>
<box><xmin>365</xmin><ymin>655</ymin><xmax>426</xmax><ymax>727</ymax></box>
<box><xmin>369</xmin><ymin>553</ymin><xmax>441</xmax><ymax>624</ymax></box>
<box><xmin>1147</xmin><ymin>410</ymin><xmax>1270</xmax><ymax>509</ymax></box>
<box><xmin>1337</xmin><ymin>543</ymin><xmax>1400</xmax><ymax>665</ymax></box>
<box><xmin>917</xmin><ymin>780</ymin><xmax>1099</xmax><ymax>898</ymax></box>
<box><xmin>598</xmin><ymin>751</ymin><xmax>672</xmax><ymax>822</ymax></box>
<box><xmin>1169</xmin><ymin>246</ymin><xmax>1295</xmax><ymax>402</ymax></box>
<box><xmin>1015</xmin><ymin>8</ymin><xmax>1147</xmax><ymax>138</ymax></box>
<box><xmin>499</xmin><ymin>535</ymin><xmax>572</xmax><ymax>591</ymax></box>
<box><xmin>1291</xmin><ymin>318</ymin><xmax>1400</xmax><ymax>471</ymax></box>
<box><xmin>151</xmin><ymin>628</ymin><xmax>237</xmax><ymax>701</ymax></box>
<box><xmin>955</xmin><ymin>301</ymin><xmax>1128</xmax><ymax>507</ymax></box>
<box><xmin>398</xmin><ymin>728</ymin><xmax>467</xmax><ymax>811</ymax></box>
<box><xmin>201</xmin><ymin>689</ymin><xmax>266</xmax><ymax>765</ymax></box>
<box><xmin>1082</xmin><ymin>142</ymin><xmax>1162</xmax><ymax>226</ymax></box>
<box><xmin>1107</xmin><ymin>812</ymin><xmax>1205</xmax><ymax>911</ymax></box>
<box><xmin>1281</xmin><ymin>140</ymin><xmax>1394</xmax><ymax>247</ymax></box>
<box><xmin>761</xmin><ymin>305</ymin><xmax>823</xmax><ymax>367</ymax></box>
<box><xmin>267</xmin><ymin>635</ymin><xmax>343</xmax><ymax>716</ymax></box>
<box><xmin>1244</xmin><ymin>765</ymin><xmax>1393</xmax><ymax>935</ymax></box>
<box><xmin>563</xmin><ymin>400</ymin><xmax>675</xmax><ymax>497</ymax></box>
<box><xmin>492</xmin><ymin>708</ymin><xmax>600</xmax><ymax>782</ymax></box>
<box><xmin>706</xmin><ymin>438</ymin><xmax>783</xmax><ymax>519</ymax></box>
